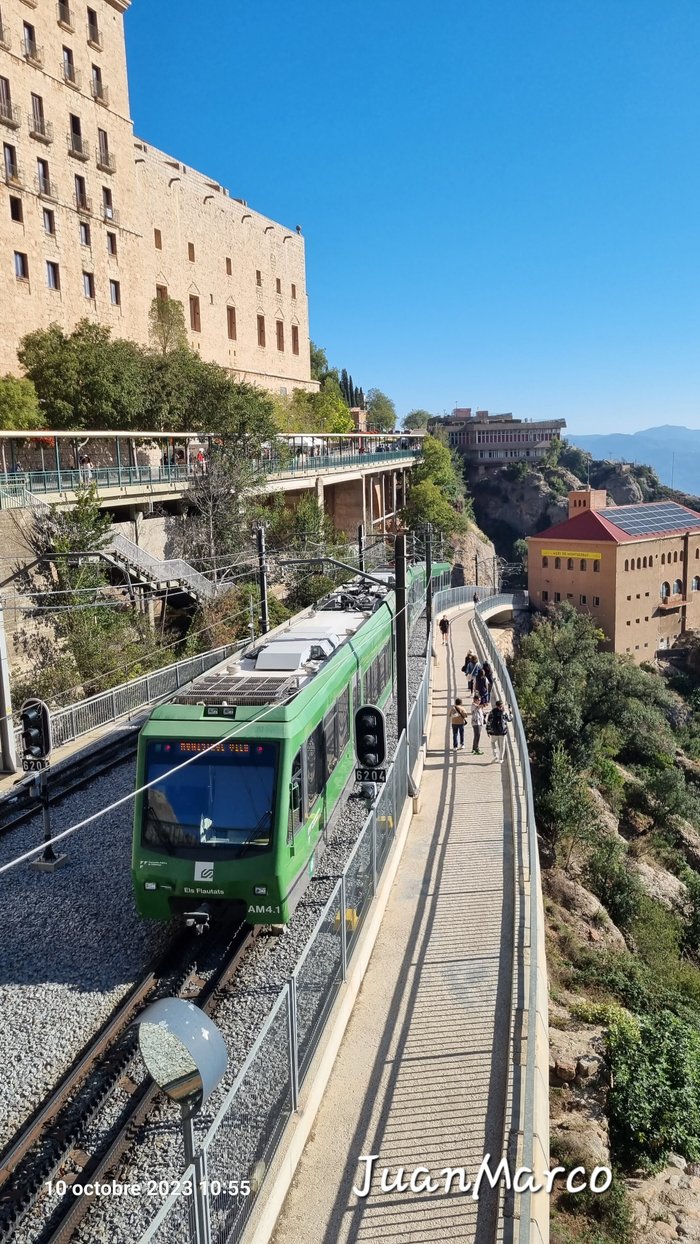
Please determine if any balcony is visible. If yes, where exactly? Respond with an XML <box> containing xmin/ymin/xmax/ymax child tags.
<box><xmin>23</xmin><ymin>39</ymin><xmax>43</xmax><ymax>66</ymax></box>
<box><xmin>74</xmin><ymin>191</ymin><xmax>92</xmax><ymax>215</ymax></box>
<box><xmin>87</xmin><ymin>24</ymin><xmax>102</xmax><ymax>50</ymax></box>
<box><xmin>659</xmin><ymin>594</ymin><xmax>687</xmax><ymax>611</ymax></box>
<box><xmin>62</xmin><ymin>62</ymin><xmax>81</xmax><ymax>90</ymax></box>
<box><xmin>28</xmin><ymin>113</ymin><xmax>53</xmax><ymax>143</ymax></box>
<box><xmin>0</xmin><ymin>101</ymin><xmax>21</xmax><ymax>131</ymax></box>
<box><xmin>3</xmin><ymin>163</ymin><xmax>23</xmax><ymax>188</ymax></box>
<box><xmin>91</xmin><ymin>80</ymin><xmax>109</xmax><ymax>106</ymax></box>
<box><xmin>36</xmin><ymin>173</ymin><xmax>57</xmax><ymax>199</ymax></box>
<box><xmin>96</xmin><ymin>145</ymin><xmax>116</xmax><ymax>173</ymax></box>
<box><xmin>67</xmin><ymin>132</ymin><xmax>89</xmax><ymax>161</ymax></box>
<box><xmin>57</xmin><ymin>1</ymin><xmax>73</xmax><ymax>30</ymax></box>
<box><xmin>102</xmin><ymin>204</ymin><xmax>119</xmax><ymax>225</ymax></box>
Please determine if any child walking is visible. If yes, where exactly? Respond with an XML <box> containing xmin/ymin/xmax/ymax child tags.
<box><xmin>470</xmin><ymin>699</ymin><xmax>484</xmax><ymax>754</ymax></box>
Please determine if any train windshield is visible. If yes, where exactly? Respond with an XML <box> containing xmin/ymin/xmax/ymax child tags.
<box><xmin>142</xmin><ymin>740</ymin><xmax>277</xmax><ymax>855</ymax></box>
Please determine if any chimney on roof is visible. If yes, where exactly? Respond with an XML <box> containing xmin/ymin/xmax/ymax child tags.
<box><xmin>568</xmin><ymin>488</ymin><xmax>607</xmax><ymax>520</ymax></box>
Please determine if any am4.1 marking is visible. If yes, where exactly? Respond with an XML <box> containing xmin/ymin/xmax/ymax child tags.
<box><xmin>355</xmin><ymin>767</ymin><xmax>387</xmax><ymax>784</ymax></box>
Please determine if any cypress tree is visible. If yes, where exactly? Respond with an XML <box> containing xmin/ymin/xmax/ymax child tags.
<box><xmin>347</xmin><ymin>374</ymin><xmax>355</xmax><ymax>407</ymax></box>
<box><xmin>340</xmin><ymin>368</ymin><xmax>349</xmax><ymax>404</ymax></box>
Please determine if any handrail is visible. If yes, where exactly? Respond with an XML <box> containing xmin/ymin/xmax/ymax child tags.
<box><xmin>107</xmin><ymin>531</ymin><xmax>217</xmax><ymax>600</ymax></box>
<box><xmin>434</xmin><ymin>587</ymin><xmax>546</xmax><ymax>1244</ymax></box>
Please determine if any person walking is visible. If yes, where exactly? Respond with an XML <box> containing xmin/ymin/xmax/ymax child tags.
<box><xmin>463</xmin><ymin>652</ymin><xmax>479</xmax><ymax>694</ymax></box>
<box><xmin>449</xmin><ymin>698</ymin><xmax>468</xmax><ymax>750</ymax></box>
<box><xmin>486</xmin><ymin>700</ymin><xmax>512</xmax><ymax>763</ymax></box>
<box><xmin>439</xmin><ymin>616</ymin><xmax>450</xmax><ymax>645</ymax></box>
<box><xmin>475</xmin><ymin>666</ymin><xmax>490</xmax><ymax>707</ymax></box>
<box><xmin>470</xmin><ymin>698</ymin><xmax>484</xmax><ymax>754</ymax></box>
<box><xmin>473</xmin><ymin>591</ymin><xmax>480</xmax><ymax>606</ymax></box>
<box><xmin>482</xmin><ymin>659</ymin><xmax>495</xmax><ymax>703</ymax></box>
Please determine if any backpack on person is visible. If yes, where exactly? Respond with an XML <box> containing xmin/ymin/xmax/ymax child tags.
<box><xmin>486</xmin><ymin>706</ymin><xmax>508</xmax><ymax>736</ymax></box>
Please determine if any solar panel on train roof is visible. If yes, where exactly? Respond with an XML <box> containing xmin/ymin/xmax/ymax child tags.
<box><xmin>175</xmin><ymin>672</ymin><xmax>298</xmax><ymax>705</ymax></box>
<box><xmin>605</xmin><ymin>501</ymin><xmax>700</xmax><ymax>537</ymax></box>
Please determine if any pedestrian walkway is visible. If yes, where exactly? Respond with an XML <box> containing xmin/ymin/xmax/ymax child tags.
<box><xmin>271</xmin><ymin>606</ymin><xmax>514</xmax><ymax>1244</ymax></box>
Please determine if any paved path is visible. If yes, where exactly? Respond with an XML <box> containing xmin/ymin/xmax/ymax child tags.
<box><xmin>271</xmin><ymin>607</ymin><xmax>514</xmax><ymax>1244</ymax></box>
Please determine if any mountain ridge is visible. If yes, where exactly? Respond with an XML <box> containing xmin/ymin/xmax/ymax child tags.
<box><xmin>569</xmin><ymin>425</ymin><xmax>700</xmax><ymax>492</ymax></box>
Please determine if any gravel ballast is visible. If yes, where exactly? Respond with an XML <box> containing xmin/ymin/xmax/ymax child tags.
<box><xmin>4</xmin><ymin>623</ymin><xmax>431</xmax><ymax>1244</ymax></box>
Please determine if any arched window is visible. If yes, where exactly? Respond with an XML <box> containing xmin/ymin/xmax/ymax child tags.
<box><xmin>567</xmin><ymin>558</ymin><xmax>574</xmax><ymax>570</ymax></box>
<box><xmin>674</xmin><ymin>551</ymin><xmax>678</xmax><ymax>563</ymax></box>
<box><xmin>649</xmin><ymin>556</ymin><xmax>653</xmax><ymax>567</ymax></box>
<box><xmin>673</xmin><ymin>579</ymin><xmax>683</xmax><ymax>595</ymax></box>
<box><xmin>624</xmin><ymin>559</ymin><xmax>629</xmax><ymax>571</ymax></box>
<box><xmin>542</xmin><ymin>556</ymin><xmax>548</xmax><ymax>568</ymax></box>
<box><xmin>692</xmin><ymin>577</ymin><xmax>700</xmax><ymax>591</ymax></box>
<box><xmin>580</xmin><ymin>559</ymin><xmax>587</xmax><ymax>571</ymax></box>
<box><xmin>554</xmin><ymin>557</ymin><xmax>560</xmax><ymax>569</ymax></box>
<box><xmin>661</xmin><ymin>582</ymin><xmax>670</xmax><ymax>600</ymax></box>
<box><xmin>680</xmin><ymin>550</ymin><xmax>684</xmax><ymax>562</ymax></box>
<box><xmin>643</xmin><ymin>557</ymin><xmax>647</xmax><ymax>568</ymax></box>
<box><xmin>661</xmin><ymin>553</ymin><xmax>666</xmax><ymax>565</ymax></box>
<box><xmin>637</xmin><ymin>557</ymin><xmax>642</xmax><ymax>570</ymax></box>
<box><xmin>696</xmin><ymin>548</ymin><xmax>699</xmax><ymax>559</ymax></box>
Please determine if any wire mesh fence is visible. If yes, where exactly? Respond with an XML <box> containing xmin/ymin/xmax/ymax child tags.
<box><xmin>13</xmin><ymin>643</ymin><xmax>241</xmax><ymax>755</ymax></box>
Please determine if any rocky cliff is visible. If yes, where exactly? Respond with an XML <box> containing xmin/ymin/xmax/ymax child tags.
<box><xmin>465</xmin><ymin>451</ymin><xmax>700</xmax><ymax>560</ymax></box>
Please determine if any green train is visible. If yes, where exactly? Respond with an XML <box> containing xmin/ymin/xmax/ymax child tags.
<box><xmin>132</xmin><ymin>562</ymin><xmax>450</xmax><ymax>927</ymax></box>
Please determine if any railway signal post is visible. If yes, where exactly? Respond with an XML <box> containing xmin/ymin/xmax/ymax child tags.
<box><xmin>21</xmin><ymin>698</ymin><xmax>64</xmax><ymax>872</ymax></box>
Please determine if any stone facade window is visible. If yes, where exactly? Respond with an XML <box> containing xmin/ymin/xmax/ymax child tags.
<box><xmin>189</xmin><ymin>295</ymin><xmax>200</xmax><ymax>332</ymax></box>
<box><xmin>292</xmin><ymin>325</ymin><xmax>299</xmax><ymax>355</ymax></box>
<box><xmin>257</xmin><ymin>314</ymin><xmax>265</xmax><ymax>347</ymax></box>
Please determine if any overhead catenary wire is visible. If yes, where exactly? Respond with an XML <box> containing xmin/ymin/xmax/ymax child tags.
<box><xmin>0</xmin><ymin>575</ymin><xmax>430</xmax><ymax>877</ymax></box>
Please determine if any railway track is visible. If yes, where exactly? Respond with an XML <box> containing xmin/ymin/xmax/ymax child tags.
<box><xmin>0</xmin><ymin>920</ymin><xmax>254</xmax><ymax>1244</ymax></box>
<box><xmin>0</xmin><ymin>723</ymin><xmax>141</xmax><ymax>839</ymax></box>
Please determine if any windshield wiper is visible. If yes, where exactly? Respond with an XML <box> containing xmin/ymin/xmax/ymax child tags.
<box><xmin>237</xmin><ymin>809</ymin><xmax>273</xmax><ymax>858</ymax></box>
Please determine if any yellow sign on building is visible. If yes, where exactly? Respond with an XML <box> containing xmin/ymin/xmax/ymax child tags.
<box><xmin>541</xmin><ymin>549</ymin><xmax>602</xmax><ymax>560</ymax></box>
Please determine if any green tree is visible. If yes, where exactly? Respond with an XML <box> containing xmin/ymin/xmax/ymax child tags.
<box><xmin>19</xmin><ymin>321</ymin><xmax>146</xmax><ymax>430</ymax></box>
<box><xmin>402</xmin><ymin>479</ymin><xmax>468</xmax><ymax>536</ymax></box>
<box><xmin>366</xmin><ymin>387</ymin><xmax>396</xmax><ymax>432</ymax></box>
<box><xmin>0</xmin><ymin>375</ymin><xmax>42</xmax><ymax>430</ymax></box>
<box><xmin>178</xmin><ymin>441</ymin><xmax>263</xmax><ymax>577</ymax></box>
<box><xmin>538</xmin><ymin>742</ymin><xmax>601</xmax><ymax>868</ymax></box>
<box><xmin>403</xmin><ymin>409</ymin><xmax>431</xmax><ymax>431</ymax></box>
<box><xmin>411</xmin><ymin>435</ymin><xmax>463</xmax><ymax>501</ymax></box>
<box><xmin>148</xmin><ymin>295</ymin><xmax>188</xmax><ymax>355</ymax></box>
<box><xmin>309</xmin><ymin>341</ymin><xmax>328</xmax><ymax>382</ymax></box>
<box><xmin>340</xmin><ymin>368</ymin><xmax>350</xmax><ymax>404</ymax></box>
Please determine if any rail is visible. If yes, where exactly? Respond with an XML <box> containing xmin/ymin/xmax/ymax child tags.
<box><xmin>0</xmin><ymin>448</ymin><xmax>419</xmax><ymax>504</ymax></box>
<box><xmin>11</xmin><ymin>642</ymin><xmax>241</xmax><ymax>757</ymax></box>
<box><xmin>108</xmin><ymin>531</ymin><xmax>217</xmax><ymax>601</ymax></box>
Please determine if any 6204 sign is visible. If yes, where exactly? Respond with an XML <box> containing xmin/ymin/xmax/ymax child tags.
<box><xmin>355</xmin><ymin>767</ymin><xmax>386</xmax><ymax>784</ymax></box>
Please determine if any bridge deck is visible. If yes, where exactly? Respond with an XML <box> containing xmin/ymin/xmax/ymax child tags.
<box><xmin>271</xmin><ymin>606</ymin><xmax>514</xmax><ymax>1244</ymax></box>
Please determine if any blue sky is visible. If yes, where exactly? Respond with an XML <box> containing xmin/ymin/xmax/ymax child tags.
<box><xmin>125</xmin><ymin>1</ymin><xmax>700</xmax><ymax>435</ymax></box>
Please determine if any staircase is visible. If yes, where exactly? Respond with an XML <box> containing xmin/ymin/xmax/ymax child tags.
<box><xmin>106</xmin><ymin>532</ymin><xmax>217</xmax><ymax>602</ymax></box>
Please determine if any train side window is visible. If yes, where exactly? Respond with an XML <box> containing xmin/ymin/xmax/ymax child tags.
<box><xmin>288</xmin><ymin>749</ymin><xmax>303</xmax><ymax>839</ymax></box>
<box><xmin>306</xmin><ymin>723</ymin><xmax>325</xmax><ymax>808</ymax></box>
<box><xmin>324</xmin><ymin>706</ymin><xmax>338</xmax><ymax>776</ymax></box>
<box><xmin>337</xmin><ymin>688</ymin><xmax>350</xmax><ymax>753</ymax></box>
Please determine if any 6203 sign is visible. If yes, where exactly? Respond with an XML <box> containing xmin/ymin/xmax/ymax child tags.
<box><xmin>355</xmin><ymin>767</ymin><xmax>386</xmax><ymax>784</ymax></box>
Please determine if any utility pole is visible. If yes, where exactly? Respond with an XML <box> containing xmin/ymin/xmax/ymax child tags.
<box><xmin>474</xmin><ymin>554</ymin><xmax>479</xmax><ymax>587</ymax></box>
<box><xmin>0</xmin><ymin>602</ymin><xmax>15</xmax><ymax>774</ymax></box>
<box><xmin>395</xmin><ymin>533</ymin><xmax>409</xmax><ymax>742</ymax></box>
<box><xmin>257</xmin><ymin>525</ymin><xmax>269</xmax><ymax>635</ymax></box>
<box><xmin>425</xmin><ymin>524</ymin><xmax>433</xmax><ymax>642</ymax></box>
<box><xmin>358</xmin><ymin>522</ymin><xmax>365</xmax><ymax>574</ymax></box>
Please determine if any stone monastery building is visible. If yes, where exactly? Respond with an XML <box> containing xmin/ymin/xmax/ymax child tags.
<box><xmin>527</xmin><ymin>488</ymin><xmax>700</xmax><ymax>663</ymax></box>
<box><xmin>0</xmin><ymin>0</ymin><xmax>316</xmax><ymax>393</ymax></box>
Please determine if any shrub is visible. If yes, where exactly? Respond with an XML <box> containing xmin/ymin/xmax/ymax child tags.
<box><xmin>606</xmin><ymin>1009</ymin><xmax>700</xmax><ymax>1168</ymax></box>
<box><xmin>585</xmin><ymin>840</ymin><xmax>642</xmax><ymax>930</ymax></box>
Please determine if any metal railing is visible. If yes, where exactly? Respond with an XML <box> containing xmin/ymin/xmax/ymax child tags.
<box><xmin>12</xmin><ymin>642</ymin><xmax>240</xmax><ymax>756</ymax></box>
<box><xmin>435</xmin><ymin>587</ymin><xmax>543</xmax><ymax>1243</ymax></box>
<box><xmin>108</xmin><ymin>531</ymin><xmax>217</xmax><ymax>601</ymax></box>
<box><xmin>0</xmin><ymin>448</ymin><xmax>419</xmax><ymax>502</ymax></box>
<box><xmin>28</xmin><ymin>113</ymin><xmax>53</xmax><ymax>141</ymax></box>
<box><xmin>96</xmin><ymin>144</ymin><xmax>116</xmax><ymax>172</ymax></box>
<box><xmin>139</xmin><ymin>681</ymin><xmax>429</xmax><ymax>1243</ymax></box>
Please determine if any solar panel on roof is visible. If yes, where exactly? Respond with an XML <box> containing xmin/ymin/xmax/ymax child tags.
<box><xmin>605</xmin><ymin>502</ymin><xmax>700</xmax><ymax>537</ymax></box>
